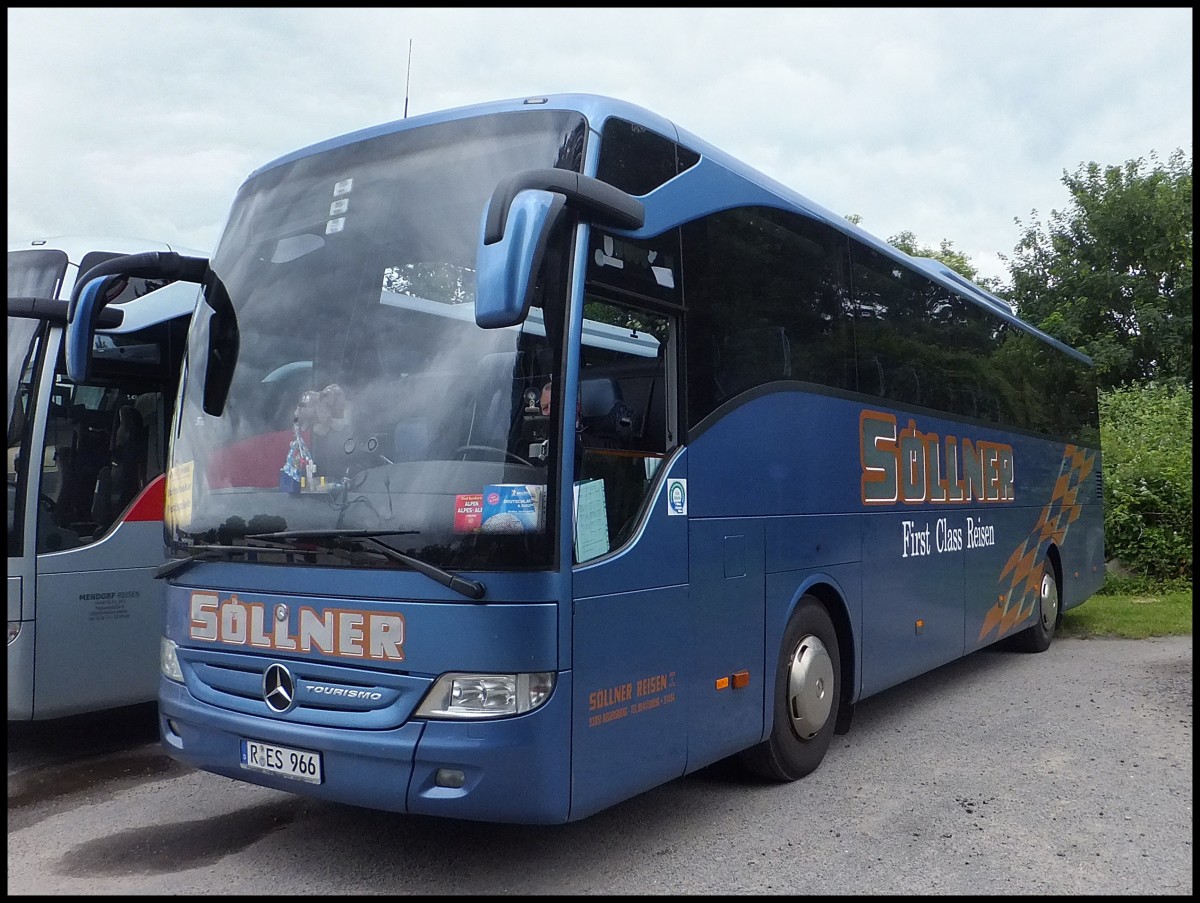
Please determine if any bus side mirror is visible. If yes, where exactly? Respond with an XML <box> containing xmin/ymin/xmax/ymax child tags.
<box><xmin>475</xmin><ymin>169</ymin><xmax>644</xmax><ymax>329</ymax></box>
<box><xmin>475</xmin><ymin>189</ymin><xmax>567</xmax><ymax>329</ymax></box>
<box><xmin>65</xmin><ymin>274</ymin><xmax>132</xmax><ymax>382</ymax></box>
<box><xmin>66</xmin><ymin>251</ymin><xmax>208</xmax><ymax>382</ymax></box>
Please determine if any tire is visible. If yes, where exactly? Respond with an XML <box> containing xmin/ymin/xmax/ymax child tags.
<box><xmin>1010</xmin><ymin>564</ymin><xmax>1059</xmax><ymax>654</ymax></box>
<box><xmin>739</xmin><ymin>594</ymin><xmax>841</xmax><ymax>782</ymax></box>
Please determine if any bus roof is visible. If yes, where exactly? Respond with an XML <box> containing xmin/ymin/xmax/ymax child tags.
<box><xmin>8</xmin><ymin>235</ymin><xmax>204</xmax><ymax>261</ymax></box>
<box><xmin>8</xmin><ymin>235</ymin><xmax>207</xmax><ymax>334</ymax></box>
<box><xmin>242</xmin><ymin>94</ymin><xmax>1090</xmax><ymax>366</ymax></box>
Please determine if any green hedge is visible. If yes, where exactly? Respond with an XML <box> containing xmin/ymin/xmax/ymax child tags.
<box><xmin>1099</xmin><ymin>382</ymin><xmax>1193</xmax><ymax>580</ymax></box>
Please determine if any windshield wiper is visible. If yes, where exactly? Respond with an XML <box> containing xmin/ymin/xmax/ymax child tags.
<box><xmin>155</xmin><ymin>529</ymin><xmax>412</xmax><ymax>580</ymax></box>
<box><xmin>154</xmin><ymin>543</ymin><xmax>300</xmax><ymax>580</ymax></box>
<box><xmin>245</xmin><ymin>529</ymin><xmax>487</xmax><ymax>601</ymax></box>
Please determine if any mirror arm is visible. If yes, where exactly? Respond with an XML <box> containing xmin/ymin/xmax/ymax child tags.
<box><xmin>68</xmin><ymin>251</ymin><xmax>209</xmax><ymax>321</ymax></box>
<box><xmin>483</xmin><ymin>169</ymin><xmax>644</xmax><ymax>245</ymax></box>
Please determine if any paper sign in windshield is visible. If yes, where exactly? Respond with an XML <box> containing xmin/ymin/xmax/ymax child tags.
<box><xmin>480</xmin><ymin>484</ymin><xmax>545</xmax><ymax>533</ymax></box>
<box><xmin>453</xmin><ymin>494</ymin><xmax>484</xmax><ymax>532</ymax></box>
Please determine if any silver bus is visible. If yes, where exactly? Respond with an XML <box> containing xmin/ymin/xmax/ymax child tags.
<box><xmin>8</xmin><ymin>236</ymin><xmax>202</xmax><ymax>720</ymax></box>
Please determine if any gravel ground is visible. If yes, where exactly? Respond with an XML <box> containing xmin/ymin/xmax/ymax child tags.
<box><xmin>7</xmin><ymin>635</ymin><xmax>1192</xmax><ymax>895</ymax></box>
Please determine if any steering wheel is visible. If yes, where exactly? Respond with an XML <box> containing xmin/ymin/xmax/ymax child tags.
<box><xmin>453</xmin><ymin>445</ymin><xmax>535</xmax><ymax>467</ymax></box>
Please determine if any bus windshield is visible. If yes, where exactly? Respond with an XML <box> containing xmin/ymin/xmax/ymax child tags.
<box><xmin>170</xmin><ymin>109</ymin><xmax>588</xmax><ymax>571</ymax></box>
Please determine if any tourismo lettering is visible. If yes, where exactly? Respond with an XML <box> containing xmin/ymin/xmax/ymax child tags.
<box><xmin>860</xmin><ymin>410</ymin><xmax>1015</xmax><ymax>506</ymax></box>
<box><xmin>188</xmin><ymin>591</ymin><xmax>405</xmax><ymax>661</ymax></box>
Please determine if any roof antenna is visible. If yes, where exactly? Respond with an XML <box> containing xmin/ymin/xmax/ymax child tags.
<box><xmin>403</xmin><ymin>39</ymin><xmax>412</xmax><ymax>119</ymax></box>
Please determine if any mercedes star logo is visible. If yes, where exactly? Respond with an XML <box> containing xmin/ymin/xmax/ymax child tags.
<box><xmin>263</xmin><ymin>663</ymin><xmax>296</xmax><ymax>713</ymax></box>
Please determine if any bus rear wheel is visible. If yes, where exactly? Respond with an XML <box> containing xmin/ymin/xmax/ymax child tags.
<box><xmin>739</xmin><ymin>594</ymin><xmax>840</xmax><ymax>782</ymax></box>
<box><xmin>1010</xmin><ymin>566</ymin><xmax>1059</xmax><ymax>654</ymax></box>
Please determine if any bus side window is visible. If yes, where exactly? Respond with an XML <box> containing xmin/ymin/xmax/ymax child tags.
<box><xmin>51</xmin><ymin>406</ymin><xmax>106</xmax><ymax>526</ymax></box>
<box><xmin>574</xmin><ymin>299</ymin><xmax>673</xmax><ymax>559</ymax></box>
<box><xmin>579</xmin><ymin>377</ymin><xmax>634</xmax><ymax>448</ymax></box>
<box><xmin>90</xmin><ymin>404</ymin><xmax>146</xmax><ymax>532</ymax></box>
<box><xmin>717</xmin><ymin>326</ymin><xmax>791</xmax><ymax>399</ymax></box>
<box><xmin>135</xmin><ymin>392</ymin><xmax>164</xmax><ymax>479</ymax></box>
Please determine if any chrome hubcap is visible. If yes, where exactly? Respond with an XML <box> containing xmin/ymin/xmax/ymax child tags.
<box><xmin>786</xmin><ymin>634</ymin><xmax>834</xmax><ymax>740</ymax></box>
<box><xmin>1039</xmin><ymin>570</ymin><xmax>1059</xmax><ymax>632</ymax></box>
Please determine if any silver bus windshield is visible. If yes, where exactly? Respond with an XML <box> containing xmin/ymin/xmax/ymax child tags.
<box><xmin>170</xmin><ymin>109</ymin><xmax>588</xmax><ymax>571</ymax></box>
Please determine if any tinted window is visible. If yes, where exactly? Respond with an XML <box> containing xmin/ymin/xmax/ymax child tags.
<box><xmin>850</xmin><ymin>240</ymin><xmax>1098</xmax><ymax>443</ymax></box>
<box><xmin>586</xmin><ymin>228</ymin><xmax>683</xmax><ymax>309</ymax></box>
<box><xmin>681</xmin><ymin>206</ymin><xmax>854</xmax><ymax>430</ymax></box>
<box><xmin>7</xmin><ymin>248</ymin><xmax>68</xmax><ymax>299</ymax></box>
<box><xmin>851</xmin><ymin>241</ymin><xmax>1006</xmax><ymax>417</ymax></box>
<box><xmin>596</xmin><ymin>117</ymin><xmax>699</xmax><ymax>196</ymax></box>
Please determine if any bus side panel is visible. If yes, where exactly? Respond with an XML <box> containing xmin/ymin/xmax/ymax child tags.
<box><xmin>860</xmin><ymin>511</ymin><xmax>966</xmax><ymax>698</ymax></box>
<box><xmin>8</xmin><ymin>573</ymin><xmax>35</xmax><ymax>720</ymax></box>
<box><xmin>571</xmin><ymin>450</ymin><xmax>691</xmax><ymax>600</ymax></box>
<box><xmin>31</xmin><ymin>520</ymin><xmax>165</xmax><ymax>719</ymax></box>
<box><xmin>966</xmin><ymin>439</ymin><xmax>1104</xmax><ymax>647</ymax></box>
<box><xmin>1046</xmin><ymin>441</ymin><xmax>1099</xmax><ymax>610</ymax></box>
<box><xmin>964</xmin><ymin>502</ymin><xmax>1039</xmax><ymax>647</ymax></box>
<box><xmin>764</xmin><ymin>563</ymin><xmax>863</xmax><ymax>710</ymax></box>
<box><xmin>1063</xmin><ymin>493</ymin><xmax>1106</xmax><ymax>609</ymax></box>
<box><xmin>685</xmin><ymin>392</ymin><xmax>864</xmax><ymax>519</ymax></box>
<box><xmin>765</xmin><ymin>517</ymin><xmax>865</xmax><ymax>702</ymax></box>
<box><xmin>569</xmin><ymin>453</ymin><xmax>691</xmax><ymax>820</ymax></box>
<box><xmin>8</xmin><ymin>571</ymin><xmax>23</xmax><ymax>622</ymax></box>
<box><xmin>683</xmin><ymin>517</ymin><xmax>765</xmax><ymax>772</ymax></box>
<box><xmin>570</xmin><ymin>584</ymin><xmax>689</xmax><ymax>822</ymax></box>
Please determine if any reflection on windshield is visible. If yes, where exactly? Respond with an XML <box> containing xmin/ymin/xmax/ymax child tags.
<box><xmin>169</xmin><ymin>110</ymin><xmax>588</xmax><ymax>571</ymax></box>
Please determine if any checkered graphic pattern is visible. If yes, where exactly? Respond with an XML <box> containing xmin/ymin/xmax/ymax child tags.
<box><xmin>977</xmin><ymin>445</ymin><xmax>1096</xmax><ymax>644</ymax></box>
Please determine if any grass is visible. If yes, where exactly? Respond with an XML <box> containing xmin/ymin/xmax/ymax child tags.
<box><xmin>1060</xmin><ymin>577</ymin><xmax>1193</xmax><ymax>639</ymax></box>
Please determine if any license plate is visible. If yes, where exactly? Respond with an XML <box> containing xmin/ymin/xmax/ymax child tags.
<box><xmin>240</xmin><ymin>738</ymin><xmax>323</xmax><ymax>784</ymax></box>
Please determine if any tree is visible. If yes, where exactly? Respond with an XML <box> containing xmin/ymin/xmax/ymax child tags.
<box><xmin>844</xmin><ymin>215</ymin><xmax>991</xmax><ymax>286</ymax></box>
<box><xmin>884</xmin><ymin>229</ymin><xmax>984</xmax><ymax>286</ymax></box>
<box><xmin>1000</xmin><ymin>149</ymin><xmax>1192</xmax><ymax>390</ymax></box>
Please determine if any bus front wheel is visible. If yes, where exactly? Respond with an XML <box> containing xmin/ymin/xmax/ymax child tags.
<box><xmin>739</xmin><ymin>595</ymin><xmax>841</xmax><ymax>782</ymax></box>
<box><xmin>1010</xmin><ymin>566</ymin><xmax>1060</xmax><ymax>654</ymax></box>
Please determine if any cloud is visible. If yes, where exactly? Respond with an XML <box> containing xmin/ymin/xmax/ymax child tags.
<box><xmin>7</xmin><ymin>8</ymin><xmax>1193</xmax><ymax>282</ymax></box>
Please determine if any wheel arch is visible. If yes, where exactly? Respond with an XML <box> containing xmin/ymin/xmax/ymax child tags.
<box><xmin>1045</xmin><ymin>542</ymin><xmax>1064</xmax><ymax>630</ymax></box>
<box><xmin>786</xmin><ymin>576</ymin><xmax>857</xmax><ymax>715</ymax></box>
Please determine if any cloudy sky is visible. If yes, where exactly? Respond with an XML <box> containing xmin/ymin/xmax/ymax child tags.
<box><xmin>7</xmin><ymin>8</ymin><xmax>1192</xmax><ymax>283</ymax></box>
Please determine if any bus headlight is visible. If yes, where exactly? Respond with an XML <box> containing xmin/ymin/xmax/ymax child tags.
<box><xmin>160</xmin><ymin>637</ymin><xmax>184</xmax><ymax>683</ymax></box>
<box><xmin>416</xmin><ymin>672</ymin><xmax>555</xmax><ymax>719</ymax></box>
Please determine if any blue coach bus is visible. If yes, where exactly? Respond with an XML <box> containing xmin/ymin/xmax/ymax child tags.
<box><xmin>67</xmin><ymin>95</ymin><xmax>1104</xmax><ymax>823</ymax></box>
<box><xmin>8</xmin><ymin>236</ymin><xmax>201</xmax><ymax>720</ymax></box>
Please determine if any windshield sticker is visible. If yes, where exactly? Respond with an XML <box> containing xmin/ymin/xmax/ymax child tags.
<box><xmin>165</xmin><ymin>461</ymin><xmax>193</xmax><ymax>530</ymax></box>
<box><xmin>454</xmin><ymin>494</ymin><xmax>484</xmax><ymax>533</ymax></box>
<box><xmin>480</xmin><ymin>484</ymin><xmax>546</xmax><ymax>533</ymax></box>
